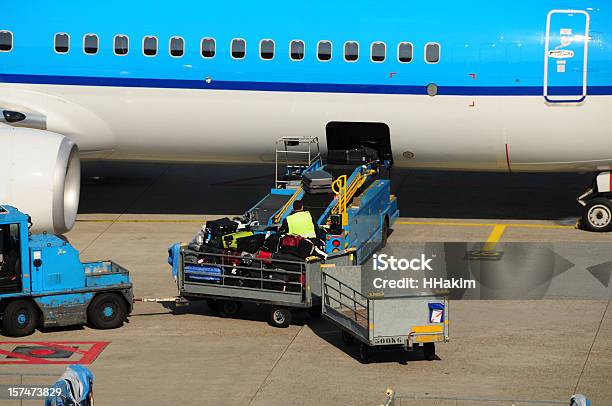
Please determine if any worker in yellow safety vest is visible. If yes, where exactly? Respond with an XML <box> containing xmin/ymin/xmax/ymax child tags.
<box><xmin>280</xmin><ymin>200</ymin><xmax>321</xmax><ymax>240</ymax></box>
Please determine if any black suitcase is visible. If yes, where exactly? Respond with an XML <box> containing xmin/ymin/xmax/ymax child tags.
<box><xmin>271</xmin><ymin>252</ymin><xmax>304</xmax><ymax>272</ymax></box>
<box><xmin>327</xmin><ymin>147</ymin><xmax>379</xmax><ymax>165</ymax></box>
<box><xmin>204</xmin><ymin>218</ymin><xmax>239</xmax><ymax>247</ymax></box>
<box><xmin>236</xmin><ymin>233</ymin><xmax>266</xmax><ymax>253</ymax></box>
<box><xmin>205</xmin><ymin>217</ymin><xmax>239</xmax><ymax>235</ymax></box>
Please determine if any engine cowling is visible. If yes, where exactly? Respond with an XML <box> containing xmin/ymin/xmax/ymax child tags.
<box><xmin>0</xmin><ymin>126</ymin><xmax>80</xmax><ymax>234</ymax></box>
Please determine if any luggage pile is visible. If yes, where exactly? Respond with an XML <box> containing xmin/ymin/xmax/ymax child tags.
<box><xmin>302</xmin><ymin>170</ymin><xmax>333</xmax><ymax>194</ymax></box>
<box><xmin>185</xmin><ymin>216</ymin><xmax>323</xmax><ymax>292</ymax></box>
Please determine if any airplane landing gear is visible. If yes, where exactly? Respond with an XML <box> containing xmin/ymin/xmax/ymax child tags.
<box><xmin>577</xmin><ymin>172</ymin><xmax>612</xmax><ymax>232</ymax></box>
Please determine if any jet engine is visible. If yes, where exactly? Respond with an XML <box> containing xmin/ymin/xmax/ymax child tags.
<box><xmin>0</xmin><ymin>126</ymin><xmax>80</xmax><ymax>234</ymax></box>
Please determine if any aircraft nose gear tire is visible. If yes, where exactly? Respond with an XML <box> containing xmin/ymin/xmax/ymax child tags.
<box><xmin>582</xmin><ymin>198</ymin><xmax>612</xmax><ymax>232</ymax></box>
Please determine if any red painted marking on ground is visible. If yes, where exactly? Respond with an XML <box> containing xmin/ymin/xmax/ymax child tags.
<box><xmin>0</xmin><ymin>341</ymin><xmax>110</xmax><ymax>365</ymax></box>
<box><xmin>30</xmin><ymin>349</ymin><xmax>55</xmax><ymax>356</ymax></box>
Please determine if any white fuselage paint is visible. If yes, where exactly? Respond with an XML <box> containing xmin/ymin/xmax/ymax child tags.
<box><xmin>2</xmin><ymin>83</ymin><xmax>611</xmax><ymax>172</ymax></box>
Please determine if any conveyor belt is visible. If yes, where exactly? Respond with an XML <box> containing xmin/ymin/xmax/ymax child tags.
<box><xmin>249</xmin><ymin>193</ymin><xmax>293</xmax><ymax>225</ymax></box>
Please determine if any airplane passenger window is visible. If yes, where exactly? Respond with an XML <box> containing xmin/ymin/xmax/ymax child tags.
<box><xmin>231</xmin><ymin>39</ymin><xmax>246</xmax><ymax>59</ymax></box>
<box><xmin>83</xmin><ymin>34</ymin><xmax>98</xmax><ymax>55</ymax></box>
<box><xmin>143</xmin><ymin>36</ymin><xmax>157</xmax><ymax>56</ymax></box>
<box><xmin>0</xmin><ymin>31</ymin><xmax>13</xmax><ymax>52</ymax></box>
<box><xmin>344</xmin><ymin>41</ymin><xmax>359</xmax><ymax>62</ymax></box>
<box><xmin>398</xmin><ymin>42</ymin><xmax>413</xmax><ymax>63</ymax></box>
<box><xmin>170</xmin><ymin>36</ymin><xmax>184</xmax><ymax>57</ymax></box>
<box><xmin>425</xmin><ymin>43</ymin><xmax>440</xmax><ymax>63</ymax></box>
<box><xmin>371</xmin><ymin>42</ymin><xmax>385</xmax><ymax>62</ymax></box>
<box><xmin>260</xmin><ymin>39</ymin><xmax>274</xmax><ymax>60</ymax></box>
<box><xmin>54</xmin><ymin>33</ymin><xmax>70</xmax><ymax>54</ymax></box>
<box><xmin>317</xmin><ymin>41</ymin><xmax>332</xmax><ymax>61</ymax></box>
<box><xmin>290</xmin><ymin>40</ymin><xmax>304</xmax><ymax>61</ymax></box>
<box><xmin>114</xmin><ymin>35</ymin><xmax>129</xmax><ymax>56</ymax></box>
<box><xmin>201</xmin><ymin>38</ymin><xmax>215</xmax><ymax>58</ymax></box>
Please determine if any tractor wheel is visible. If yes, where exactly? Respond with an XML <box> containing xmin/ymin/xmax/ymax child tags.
<box><xmin>2</xmin><ymin>299</ymin><xmax>38</xmax><ymax>337</ymax></box>
<box><xmin>88</xmin><ymin>293</ymin><xmax>127</xmax><ymax>329</ymax></box>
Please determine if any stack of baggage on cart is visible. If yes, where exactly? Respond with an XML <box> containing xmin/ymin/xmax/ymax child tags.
<box><xmin>184</xmin><ymin>216</ymin><xmax>323</xmax><ymax>292</ymax></box>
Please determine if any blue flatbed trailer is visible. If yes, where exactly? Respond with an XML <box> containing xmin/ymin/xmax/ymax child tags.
<box><xmin>0</xmin><ymin>205</ymin><xmax>133</xmax><ymax>337</ymax></box>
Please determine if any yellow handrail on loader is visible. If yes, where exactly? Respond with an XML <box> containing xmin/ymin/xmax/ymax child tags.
<box><xmin>273</xmin><ymin>187</ymin><xmax>302</xmax><ymax>224</ymax></box>
<box><xmin>331</xmin><ymin>169</ymin><xmax>376</xmax><ymax>226</ymax></box>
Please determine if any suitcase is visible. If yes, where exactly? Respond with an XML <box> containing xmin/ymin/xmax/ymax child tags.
<box><xmin>327</xmin><ymin>147</ymin><xmax>379</xmax><ymax>165</ymax></box>
<box><xmin>271</xmin><ymin>252</ymin><xmax>304</xmax><ymax>272</ymax></box>
<box><xmin>236</xmin><ymin>233</ymin><xmax>266</xmax><ymax>253</ymax></box>
<box><xmin>262</xmin><ymin>233</ymin><xmax>281</xmax><ymax>253</ymax></box>
<box><xmin>204</xmin><ymin>218</ymin><xmax>239</xmax><ymax>247</ymax></box>
<box><xmin>184</xmin><ymin>265</ymin><xmax>223</xmax><ymax>283</ymax></box>
<box><xmin>303</xmin><ymin>184</ymin><xmax>332</xmax><ymax>195</ymax></box>
<box><xmin>222</xmin><ymin>231</ymin><xmax>254</xmax><ymax>249</ymax></box>
<box><xmin>302</xmin><ymin>170</ymin><xmax>333</xmax><ymax>187</ymax></box>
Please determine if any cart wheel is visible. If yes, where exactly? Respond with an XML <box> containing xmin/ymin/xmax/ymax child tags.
<box><xmin>87</xmin><ymin>293</ymin><xmax>127</xmax><ymax>329</ymax></box>
<box><xmin>206</xmin><ymin>299</ymin><xmax>220</xmax><ymax>312</ymax></box>
<box><xmin>423</xmin><ymin>343</ymin><xmax>436</xmax><ymax>361</ymax></box>
<box><xmin>219</xmin><ymin>300</ymin><xmax>241</xmax><ymax>317</ymax></box>
<box><xmin>380</xmin><ymin>217</ymin><xmax>389</xmax><ymax>249</ymax></box>
<box><xmin>269</xmin><ymin>307</ymin><xmax>292</xmax><ymax>328</ymax></box>
<box><xmin>582</xmin><ymin>198</ymin><xmax>612</xmax><ymax>232</ymax></box>
<box><xmin>2</xmin><ymin>299</ymin><xmax>38</xmax><ymax>337</ymax></box>
<box><xmin>341</xmin><ymin>330</ymin><xmax>355</xmax><ymax>346</ymax></box>
<box><xmin>358</xmin><ymin>343</ymin><xmax>370</xmax><ymax>364</ymax></box>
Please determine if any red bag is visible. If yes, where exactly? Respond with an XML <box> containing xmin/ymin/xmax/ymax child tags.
<box><xmin>256</xmin><ymin>250</ymin><xmax>273</xmax><ymax>264</ymax></box>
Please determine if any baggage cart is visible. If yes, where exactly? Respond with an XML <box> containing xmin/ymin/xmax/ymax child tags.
<box><xmin>170</xmin><ymin>246</ymin><xmax>354</xmax><ymax>327</ymax></box>
<box><xmin>321</xmin><ymin>271</ymin><xmax>449</xmax><ymax>363</ymax></box>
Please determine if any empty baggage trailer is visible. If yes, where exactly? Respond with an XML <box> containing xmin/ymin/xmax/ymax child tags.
<box><xmin>321</xmin><ymin>271</ymin><xmax>449</xmax><ymax>363</ymax></box>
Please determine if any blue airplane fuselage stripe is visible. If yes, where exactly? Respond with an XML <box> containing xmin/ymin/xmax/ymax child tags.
<box><xmin>0</xmin><ymin>2</ymin><xmax>611</xmax><ymax>96</ymax></box>
<box><xmin>2</xmin><ymin>73</ymin><xmax>612</xmax><ymax>96</ymax></box>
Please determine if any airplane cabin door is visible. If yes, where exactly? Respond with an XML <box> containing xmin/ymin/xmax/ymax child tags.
<box><xmin>544</xmin><ymin>10</ymin><xmax>590</xmax><ymax>103</ymax></box>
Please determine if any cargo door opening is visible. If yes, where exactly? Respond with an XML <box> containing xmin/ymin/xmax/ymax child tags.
<box><xmin>325</xmin><ymin>122</ymin><xmax>393</xmax><ymax>168</ymax></box>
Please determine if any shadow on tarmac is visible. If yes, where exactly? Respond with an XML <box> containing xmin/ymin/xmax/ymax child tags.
<box><xmin>79</xmin><ymin>161</ymin><xmax>593</xmax><ymax>221</ymax></box>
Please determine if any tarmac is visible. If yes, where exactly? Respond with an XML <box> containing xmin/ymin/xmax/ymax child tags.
<box><xmin>0</xmin><ymin>162</ymin><xmax>611</xmax><ymax>405</ymax></box>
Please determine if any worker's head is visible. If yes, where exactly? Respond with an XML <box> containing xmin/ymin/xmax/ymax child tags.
<box><xmin>293</xmin><ymin>200</ymin><xmax>304</xmax><ymax>212</ymax></box>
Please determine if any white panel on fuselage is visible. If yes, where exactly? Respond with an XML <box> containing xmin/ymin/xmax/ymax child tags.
<box><xmin>1</xmin><ymin>83</ymin><xmax>611</xmax><ymax>172</ymax></box>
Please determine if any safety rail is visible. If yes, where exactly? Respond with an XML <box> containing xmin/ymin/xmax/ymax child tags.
<box><xmin>181</xmin><ymin>250</ymin><xmax>307</xmax><ymax>295</ymax></box>
<box><xmin>331</xmin><ymin>167</ymin><xmax>376</xmax><ymax>226</ymax></box>
<box><xmin>275</xmin><ymin>136</ymin><xmax>322</xmax><ymax>189</ymax></box>
<box><xmin>272</xmin><ymin>186</ymin><xmax>302</xmax><ymax>224</ymax></box>
<box><xmin>322</xmin><ymin>272</ymin><xmax>369</xmax><ymax>326</ymax></box>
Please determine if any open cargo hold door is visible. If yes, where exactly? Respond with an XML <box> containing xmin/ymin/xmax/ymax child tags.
<box><xmin>326</xmin><ymin>122</ymin><xmax>393</xmax><ymax>167</ymax></box>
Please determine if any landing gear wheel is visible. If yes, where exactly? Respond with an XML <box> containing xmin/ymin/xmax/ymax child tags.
<box><xmin>268</xmin><ymin>307</ymin><xmax>292</xmax><ymax>328</ymax></box>
<box><xmin>87</xmin><ymin>293</ymin><xmax>126</xmax><ymax>329</ymax></box>
<box><xmin>341</xmin><ymin>330</ymin><xmax>355</xmax><ymax>346</ymax></box>
<box><xmin>380</xmin><ymin>217</ymin><xmax>389</xmax><ymax>249</ymax></box>
<box><xmin>206</xmin><ymin>299</ymin><xmax>220</xmax><ymax>312</ymax></box>
<box><xmin>2</xmin><ymin>299</ymin><xmax>38</xmax><ymax>337</ymax></box>
<box><xmin>423</xmin><ymin>343</ymin><xmax>436</xmax><ymax>361</ymax></box>
<box><xmin>358</xmin><ymin>343</ymin><xmax>370</xmax><ymax>364</ymax></box>
<box><xmin>219</xmin><ymin>300</ymin><xmax>241</xmax><ymax>317</ymax></box>
<box><xmin>583</xmin><ymin>198</ymin><xmax>612</xmax><ymax>232</ymax></box>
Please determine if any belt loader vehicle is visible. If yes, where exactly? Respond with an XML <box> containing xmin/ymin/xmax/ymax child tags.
<box><xmin>0</xmin><ymin>206</ymin><xmax>133</xmax><ymax>337</ymax></box>
<box><xmin>168</xmin><ymin>136</ymin><xmax>400</xmax><ymax>326</ymax></box>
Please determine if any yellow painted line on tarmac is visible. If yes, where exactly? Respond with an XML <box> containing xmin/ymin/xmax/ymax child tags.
<box><xmin>396</xmin><ymin>221</ymin><xmax>575</xmax><ymax>230</ymax></box>
<box><xmin>482</xmin><ymin>225</ymin><xmax>507</xmax><ymax>251</ymax></box>
<box><xmin>76</xmin><ymin>219</ymin><xmax>204</xmax><ymax>223</ymax></box>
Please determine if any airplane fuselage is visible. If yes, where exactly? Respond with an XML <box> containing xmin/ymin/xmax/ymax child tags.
<box><xmin>1</xmin><ymin>2</ymin><xmax>611</xmax><ymax>172</ymax></box>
